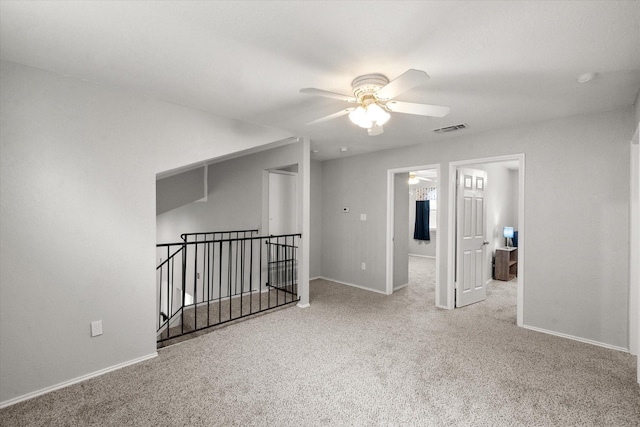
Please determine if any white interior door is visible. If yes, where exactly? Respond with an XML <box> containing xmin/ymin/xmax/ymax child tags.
<box><xmin>456</xmin><ymin>168</ymin><xmax>488</xmax><ymax>307</ymax></box>
<box><xmin>268</xmin><ymin>172</ymin><xmax>297</xmax><ymax>235</ymax></box>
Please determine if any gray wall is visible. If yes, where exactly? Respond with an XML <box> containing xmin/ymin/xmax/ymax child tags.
<box><xmin>635</xmin><ymin>89</ymin><xmax>640</xmax><ymax>126</ymax></box>
<box><xmin>509</xmin><ymin>169</ymin><xmax>519</xmax><ymax>225</ymax></box>
<box><xmin>393</xmin><ymin>173</ymin><xmax>409</xmax><ymax>288</ymax></box>
<box><xmin>320</xmin><ymin>108</ymin><xmax>633</xmax><ymax>349</ymax></box>
<box><xmin>156</xmin><ymin>143</ymin><xmax>302</xmax><ymax>244</ymax></box>
<box><xmin>321</xmin><ymin>158</ymin><xmax>387</xmax><ymax>288</ymax></box>
<box><xmin>310</xmin><ymin>160</ymin><xmax>322</xmax><ymax>278</ymax></box>
<box><xmin>156</xmin><ymin>167</ymin><xmax>205</xmax><ymax>215</ymax></box>
<box><xmin>0</xmin><ymin>60</ymin><xmax>291</xmax><ymax>404</ymax></box>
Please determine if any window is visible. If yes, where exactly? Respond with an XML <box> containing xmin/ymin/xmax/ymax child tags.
<box><xmin>415</xmin><ymin>186</ymin><xmax>437</xmax><ymax>230</ymax></box>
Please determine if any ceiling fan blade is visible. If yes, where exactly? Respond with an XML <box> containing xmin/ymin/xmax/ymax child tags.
<box><xmin>374</xmin><ymin>69</ymin><xmax>430</xmax><ymax>101</ymax></box>
<box><xmin>417</xmin><ymin>176</ymin><xmax>434</xmax><ymax>182</ymax></box>
<box><xmin>385</xmin><ymin>101</ymin><xmax>450</xmax><ymax>117</ymax></box>
<box><xmin>305</xmin><ymin>108</ymin><xmax>354</xmax><ymax>125</ymax></box>
<box><xmin>300</xmin><ymin>88</ymin><xmax>357</xmax><ymax>103</ymax></box>
<box><xmin>367</xmin><ymin>125</ymin><xmax>384</xmax><ymax>136</ymax></box>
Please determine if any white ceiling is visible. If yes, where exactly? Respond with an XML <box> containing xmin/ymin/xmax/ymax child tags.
<box><xmin>1</xmin><ymin>1</ymin><xmax>639</xmax><ymax>161</ymax></box>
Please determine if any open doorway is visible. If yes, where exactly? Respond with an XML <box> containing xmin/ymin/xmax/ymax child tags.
<box><xmin>448</xmin><ymin>154</ymin><xmax>525</xmax><ymax>326</ymax></box>
<box><xmin>407</xmin><ymin>170</ymin><xmax>439</xmax><ymax>304</ymax></box>
<box><xmin>386</xmin><ymin>164</ymin><xmax>441</xmax><ymax>304</ymax></box>
<box><xmin>267</xmin><ymin>168</ymin><xmax>298</xmax><ymax>236</ymax></box>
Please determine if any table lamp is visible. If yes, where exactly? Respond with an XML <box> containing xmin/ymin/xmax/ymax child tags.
<box><xmin>504</xmin><ymin>227</ymin><xmax>514</xmax><ymax>248</ymax></box>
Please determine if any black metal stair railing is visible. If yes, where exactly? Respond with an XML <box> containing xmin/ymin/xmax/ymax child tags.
<box><xmin>156</xmin><ymin>230</ymin><xmax>300</xmax><ymax>346</ymax></box>
<box><xmin>180</xmin><ymin>229</ymin><xmax>259</xmax><ymax>244</ymax></box>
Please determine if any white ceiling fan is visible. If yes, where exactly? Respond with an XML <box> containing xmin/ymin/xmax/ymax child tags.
<box><xmin>300</xmin><ymin>69</ymin><xmax>450</xmax><ymax>136</ymax></box>
<box><xmin>408</xmin><ymin>172</ymin><xmax>435</xmax><ymax>185</ymax></box>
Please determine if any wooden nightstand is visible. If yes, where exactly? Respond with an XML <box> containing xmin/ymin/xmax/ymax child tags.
<box><xmin>495</xmin><ymin>247</ymin><xmax>517</xmax><ymax>281</ymax></box>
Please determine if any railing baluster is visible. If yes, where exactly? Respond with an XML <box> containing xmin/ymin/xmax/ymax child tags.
<box><xmin>158</xmin><ymin>257</ymin><xmax>163</xmax><ymax>331</ymax></box>
<box><xmin>249</xmin><ymin>237</ymin><xmax>253</xmax><ymax>316</ymax></box>
<box><xmin>235</xmin><ymin>234</ymin><xmax>239</xmax><ymax>296</ymax></box>
<box><xmin>218</xmin><ymin>240</ymin><xmax>222</xmax><ymax>324</ymax></box>
<box><xmin>194</xmin><ymin>240</ymin><xmax>198</xmax><ymax>332</ymax></box>
<box><xmin>260</xmin><ymin>238</ymin><xmax>263</xmax><ymax>313</ymax></box>
<box><xmin>166</xmin><ymin>247</ymin><xmax>170</xmax><ymax>320</ymax></box>
<box><xmin>240</xmin><ymin>237</ymin><xmax>244</xmax><ymax>316</ymax></box>
<box><xmin>169</xmin><ymin>256</ymin><xmax>174</xmax><ymax>338</ymax></box>
<box><xmin>206</xmin><ymin>241</ymin><xmax>211</xmax><ymax>328</ymax></box>
<box><xmin>181</xmin><ymin>243</ymin><xmax>186</xmax><ymax>336</ymax></box>
<box><xmin>267</xmin><ymin>238</ymin><xmax>271</xmax><ymax>309</ymax></box>
<box><xmin>276</xmin><ymin>237</ymin><xmax>279</xmax><ymax>306</ymax></box>
<box><xmin>228</xmin><ymin>240</ymin><xmax>233</xmax><ymax>321</ymax></box>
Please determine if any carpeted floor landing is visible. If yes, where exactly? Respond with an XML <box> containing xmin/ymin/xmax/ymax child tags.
<box><xmin>1</xmin><ymin>257</ymin><xmax>638</xmax><ymax>426</ymax></box>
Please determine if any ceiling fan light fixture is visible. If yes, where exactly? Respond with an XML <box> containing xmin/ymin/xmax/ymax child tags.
<box><xmin>349</xmin><ymin>106</ymin><xmax>370</xmax><ymax>128</ymax></box>
<box><xmin>366</xmin><ymin>103</ymin><xmax>390</xmax><ymax>126</ymax></box>
<box><xmin>408</xmin><ymin>173</ymin><xmax>420</xmax><ymax>185</ymax></box>
<box><xmin>349</xmin><ymin>103</ymin><xmax>390</xmax><ymax>129</ymax></box>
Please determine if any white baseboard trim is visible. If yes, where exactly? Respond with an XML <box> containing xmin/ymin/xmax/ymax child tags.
<box><xmin>309</xmin><ymin>276</ymin><xmax>321</xmax><ymax>281</ymax></box>
<box><xmin>523</xmin><ymin>325</ymin><xmax>629</xmax><ymax>353</ymax></box>
<box><xmin>0</xmin><ymin>352</ymin><xmax>158</xmax><ymax>409</ymax></box>
<box><xmin>409</xmin><ymin>254</ymin><xmax>436</xmax><ymax>259</ymax></box>
<box><xmin>297</xmin><ymin>302</ymin><xmax>310</xmax><ymax>308</ymax></box>
<box><xmin>317</xmin><ymin>276</ymin><xmax>388</xmax><ymax>295</ymax></box>
<box><xmin>393</xmin><ymin>283</ymin><xmax>409</xmax><ymax>291</ymax></box>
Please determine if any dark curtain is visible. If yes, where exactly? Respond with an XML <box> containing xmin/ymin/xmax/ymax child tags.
<box><xmin>414</xmin><ymin>200</ymin><xmax>430</xmax><ymax>241</ymax></box>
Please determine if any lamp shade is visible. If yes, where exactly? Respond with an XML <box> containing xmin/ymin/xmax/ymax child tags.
<box><xmin>348</xmin><ymin>103</ymin><xmax>390</xmax><ymax>129</ymax></box>
<box><xmin>366</xmin><ymin>103</ymin><xmax>390</xmax><ymax>126</ymax></box>
<box><xmin>348</xmin><ymin>106</ymin><xmax>372</xmax><ymax>128</ymax></box>
<box><xmin>503</xmin><ymin>227</ymin><xmax>514</xmax><ymax>238</ymax></box>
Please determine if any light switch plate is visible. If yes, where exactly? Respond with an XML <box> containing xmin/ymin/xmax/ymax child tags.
<box><xmin>91</xmin><ymin>320</ymin><xmax>103</xmax><ymax>337</ymax></box>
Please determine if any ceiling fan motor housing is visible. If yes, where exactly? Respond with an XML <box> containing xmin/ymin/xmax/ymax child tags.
<box><xmin>351</xmin><ymin>74</ymin><xmax>389</xmax><ymax>102</ymax></box>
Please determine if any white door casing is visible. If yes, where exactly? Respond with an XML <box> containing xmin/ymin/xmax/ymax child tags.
<box><xmin>456</xmin><ymin>168</ymin><xmax>488</xmax><ymax>307</ymax></box>
<box><xmin>386</xmin><ymin>164</ymin><xmax>441</xmax><ymax>298</ymax></box>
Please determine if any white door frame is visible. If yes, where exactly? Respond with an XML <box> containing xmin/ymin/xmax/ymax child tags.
<box><xmin>447</xmin><ymin>154</ymin><xmax>525</xmax><ymax>327</ymax></box>
<box><xmin>386</xmin><ymin>163</ymin><xmax>441</xmax><ymax>299</ymax></box>
<box><xmin>629</xmin><ymin>125</ymin><xmax>639</xmax><ymax>374</ymax></box>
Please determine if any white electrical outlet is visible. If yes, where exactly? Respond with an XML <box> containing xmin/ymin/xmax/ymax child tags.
<box><xmin>361</xmin><ymin>262</ymin><xmax>366</xmax><ymax>270</ymax></box>
<box><xmin>90</xmin><ymin>320</ymin><xmax>103</xmax><ymax>337</ymax></box>
<box><xmin>360</xmin><ymin>213</ymin><xmax>367</xmax><ymax>221</ymax></box>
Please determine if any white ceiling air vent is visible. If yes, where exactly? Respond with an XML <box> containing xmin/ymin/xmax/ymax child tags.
<box><xmin>432</xmin><ymin>123</ymin><xmax>467</xmax><ymax>133</ymax></box>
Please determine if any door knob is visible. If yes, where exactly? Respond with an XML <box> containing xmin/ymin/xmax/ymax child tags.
<box><xmin>482</xmin><ymin>241</ymin><xmax>490</xmax><ymax>245</ymax></box>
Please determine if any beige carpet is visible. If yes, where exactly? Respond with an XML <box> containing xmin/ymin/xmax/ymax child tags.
<box><xmin>1</xmin><ymin>257</ymin><xmax>639</xmax><ymax>426</ymax></box>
